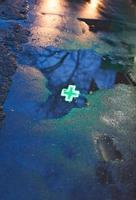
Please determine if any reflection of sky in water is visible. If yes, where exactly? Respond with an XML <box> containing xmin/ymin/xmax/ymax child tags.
<box><xmin>5</xmin><ymin>46</ymin><xmax>132</xmax><ymax>119</ymax></box>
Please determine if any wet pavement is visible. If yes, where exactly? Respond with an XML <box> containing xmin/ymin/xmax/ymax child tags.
<box><xmin>0</xmin><ymin>0</ymin><xmax>136</xmax><ymax>200</ymax></box>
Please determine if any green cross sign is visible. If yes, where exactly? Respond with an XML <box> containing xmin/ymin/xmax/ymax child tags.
<box><xmin>61</xmin><ymin>85</ymin><xmax>80</xmax><ymax>102</ymax></box>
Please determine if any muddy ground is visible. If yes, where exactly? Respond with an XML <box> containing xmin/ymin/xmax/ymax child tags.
<box><xmin>0</xmin><ymin>0</ymin><xmax>29</xmax><ymax>126</ymax></box>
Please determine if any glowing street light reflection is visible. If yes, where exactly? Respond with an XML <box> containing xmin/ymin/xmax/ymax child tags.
<box><xmin>31</xmin><ymin>0</ymin><xmax>102</xmax><ymax>47</ymax></box>
<box><xmin>91</xmin><ymin>0</ymin><xmax>100</xmax><ymax>8</ymax></box>
<box><xmin>46</xmin><ymin>0</ymin><xmax>61</xmax><ymax>12</ymax></box>
<box><xmin>79</xmin><ymin>0</ymin><xmax>101</xmax><ymax>18</ymax></box>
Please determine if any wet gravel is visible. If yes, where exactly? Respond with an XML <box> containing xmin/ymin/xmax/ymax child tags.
<box><xmin>0</xmin><ymin>0</ymin><xmax>29</xmax><ymax>20</ymax></box>
<box><xmin>0</xmin><ymin>0</ymin><xmax>29</xmax><ymax>126</ymax></box>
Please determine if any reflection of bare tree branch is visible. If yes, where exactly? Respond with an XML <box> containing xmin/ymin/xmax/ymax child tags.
<box><xmin>66</xmin><ymin>50</ymin><xmax>80</xmax><ymax>84</ymax></box>
<box><xmin>38</xmin><ymin>51</ymin><xmax>61</xmax><ymax>66</ymax></box>
<box><xmin>125</xmin><ymin>73</ymin><xmax>136</xmax><ymax>85</ymax></box>
<box><xmin>40</xmin><ymin>52</ymin><xmax>69</xmax><ymax>73</ymax></box>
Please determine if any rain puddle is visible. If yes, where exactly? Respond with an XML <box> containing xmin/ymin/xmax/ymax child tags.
<box><xmin>0</xmin><ymin>0</ymin><xmax>136</xmax><ymax>199</ymax></box>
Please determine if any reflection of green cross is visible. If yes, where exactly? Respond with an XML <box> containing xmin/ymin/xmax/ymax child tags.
<box><xmin>61</xmin><ymin>85</ymin><xmax>80</xmax><ymax>102</ymax></box>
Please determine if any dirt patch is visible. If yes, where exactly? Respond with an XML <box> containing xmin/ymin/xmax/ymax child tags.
<box><xmin>0</xmin><ymin>44</ymin><xmax>17</xmax><ymax>126</ymax></box>
<box><xmin>0</xmin><ymin>0</ymin><xmax>30</xmax><ymax>127</ymax></box>
<box><xmin>0</xmin><ymin>0</ymin><xmax>29</xmax><ymax>20</ymax></box>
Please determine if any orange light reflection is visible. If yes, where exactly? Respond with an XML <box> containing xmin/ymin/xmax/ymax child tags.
<box><xmin>31</xmin><ymin>0</ymin><xmax>102</xmax><ymax>47</ymax></box>
<box><xmin>91</xmin><ymin>0</ymin><xmax>99</xmax><ymax>8</ymax></box>
<box><xmin>79</xmin><ymin>0</ymin><xmax>101</xmax><ymax>18</ymax></box>
<box><xmin>46</xmin><ymin>0</ymin><xmax>62</xmax><ymax>13</ymax></box>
